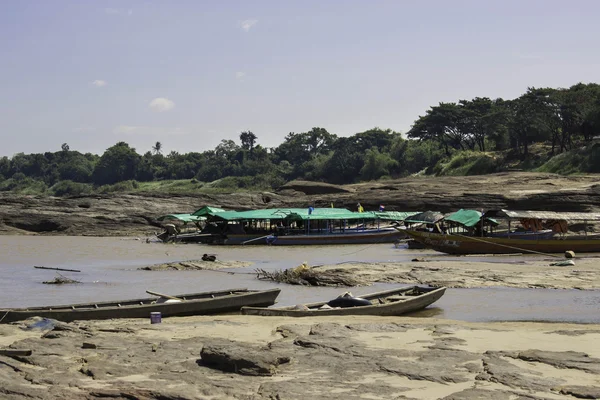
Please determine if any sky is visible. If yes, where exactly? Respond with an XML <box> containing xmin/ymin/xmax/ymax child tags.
<box><xmin>1</xmin><ymin>0</ymin><xmax>600</xmax><ymax>157</ymax></box>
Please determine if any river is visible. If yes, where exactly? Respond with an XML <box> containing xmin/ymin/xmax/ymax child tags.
<box><xmin>1</xmin><ymin>236</ymin><xmax>598</xmax><ymax>323</ymax></box>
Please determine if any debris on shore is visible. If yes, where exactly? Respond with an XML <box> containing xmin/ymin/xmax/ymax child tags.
<box><xmin>42</xmin><ymin>273</ymin><xmax>81</xmax><ymax>285</ymax></box>
<box><xmin>255</xmin><ymin>263</ymin><xmax>363</xmax><ymax>287</ymax></box>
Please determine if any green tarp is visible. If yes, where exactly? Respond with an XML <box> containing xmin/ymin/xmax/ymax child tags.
<box><xmin>369</xmin><ymin>211</ymin><xmax>422</xmax><ymax>221</ymax></box>
<box><xmin>207</xmin><ymin>208</ymin><xmax>416</xmax><ymax>222</ymax></box>
<box><xmin>445</xmin><ymin>209</ymin><xmax>498</xmax><ymax>227</ymax></box>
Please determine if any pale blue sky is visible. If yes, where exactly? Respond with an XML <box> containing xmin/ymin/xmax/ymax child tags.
<box><xmin>1</xmin><ymin>0</ymin><xmax>599</xmax><ymax>157</ymax></box>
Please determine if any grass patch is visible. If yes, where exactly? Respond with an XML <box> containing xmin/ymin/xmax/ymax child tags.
<box><xmin>434</xmin><ymin>151</ymin><xmax>501</xmax><ymax>176</ymax></box>
<box><xmin>536</xmin><ymin>143</ymin><xmax>600</xmax><ymax>174</ymax></box>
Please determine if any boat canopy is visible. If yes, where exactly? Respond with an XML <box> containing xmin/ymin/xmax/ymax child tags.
<box><xmin>156</xmin><ymin>214</ymin><xmax>204</xmax><ymax>223</ymax></box>
<box><xmin>207</xmin><ymin>208</ymin><xmax>413</xmax><ymax>222</ymax></box>
<box><xmin>445</xmin><ymin>209</ymin><xmax>498</xmax><ymax>228</ymax></box>
<box><xmin>404</xmin><ymin>211</ymin><xmax>445</xmax><ymax>224</ymax></box>
<box><xmin>482</xmin><ymin>209</ymin><xmax>600</xmax><ymax>222</ymax></box>
<box><xmin>369</xmin><ymin>211</ymin><xmax>420</xmax><ymax>221</ymax></box>
<box><xmin>191</xmin><ymin>206</ymin><xmax>226</xmax><ymax>217</ymax></box>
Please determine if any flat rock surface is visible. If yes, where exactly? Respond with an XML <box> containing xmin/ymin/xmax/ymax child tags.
<box><xmin>0</xmin><ymin>315</ymin><xmax>598</xmax><ymax>399</ymax></box>
<box><xmin>139</xmin><ymin>259</ymin><xmax>251</xmax><ymax>271</ymax></box>
<box><xmin>311</xmin><ymin>257</ymin><xmax>600</xmax><ymax>290</ymax></box>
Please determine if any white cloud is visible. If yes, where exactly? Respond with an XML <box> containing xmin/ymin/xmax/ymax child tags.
<box><xmin>113</xmin><ymin>125</ymin><xmax>188</xmax><ymax>136</ymax></box>
<box><xmin>240</xmin><ymin>19</ymin><xmax>257</xmax><ymax>32</ymax></box>
<box><xmin>149</xmin><ymin>97</ymin><xmax>175</xmax><ymax>112</ymax></box>
<box><xmin>92</xmin><ymin>80</ymin><xmax>107</xmax><ymax>87</ymax></box>
<box><xmin>235</xmin><ymin>71</ymin><xmax>246</xmax><ymax>79</ymax></box>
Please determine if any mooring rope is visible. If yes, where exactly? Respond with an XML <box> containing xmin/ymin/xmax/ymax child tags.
<box><xmin>453</xmin><ymin>233</ymin><xmax>563</xmax><ymax>258</ymax></box>
<box><xmin>0</xmin><ymin>310</ymin><xmax>9</xmax><ymax>323</ymax></box>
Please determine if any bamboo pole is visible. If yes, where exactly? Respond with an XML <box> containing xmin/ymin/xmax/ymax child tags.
<box><xmin>145</xmin><ymin>290</ymin><xmax>184</xmax><ymax>301</ymax></box>
<box><xmin>34</xmin><ymin>266</ymin><xmax>81</xmax><ymax>272</ymax></box>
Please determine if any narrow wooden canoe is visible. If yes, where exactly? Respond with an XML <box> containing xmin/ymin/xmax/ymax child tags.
<box><xmin>240</xmin><ymin>286</ymin><xmax>445</xmax><ymax>317</ymax></box>
<box><xmin>0</xmin><ymin>288</ymin><xmax>281</xmax><ymax>324</ymax></box>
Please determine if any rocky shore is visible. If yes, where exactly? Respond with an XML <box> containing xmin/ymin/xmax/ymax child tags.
<box><xmin>1</xmin><ymin>315</ymin><xmax>599</xmax><ymax>399</ymax></box>
<box><xmin>2</xmin><ymin>172</ymin><xmax>600</xmax><ymax>399</ymax></box>
<box><xmin>1</xmin><ymin>172</ymin><xmax>600</xmax><ymax>237</ymax></box>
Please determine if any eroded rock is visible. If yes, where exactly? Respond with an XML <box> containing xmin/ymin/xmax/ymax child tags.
<box><xmin>200</xmin><ymin>339</ymin><xmax>290</xmax><ymax>376</ymax></box>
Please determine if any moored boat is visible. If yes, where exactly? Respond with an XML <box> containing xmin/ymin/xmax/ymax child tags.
<box><xmin>0</xmin><ymin>288</ymin><xmax>281</xmax><ymax>324</ymax></box>
<box><xmin>405</xmin><ymin>209</ymin><xmax>600</xmax><ymax>254</ymax></box>
<box><xmin>198</xmin><ymin>208</ymin><xmax>411</xmax><ymax>245</ymax></box>
<box><xmin>240</xmin><ymin>286</ymin><xmax>446</xmax><ymax>317</ymax></box>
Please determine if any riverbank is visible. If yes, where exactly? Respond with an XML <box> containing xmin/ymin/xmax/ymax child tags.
<box><xmin>1</xmin><ymin>172</ymin><xmax>600</xmax><ymax>236</ymax></box>
<box><xmin>1</xmin><ymin>315</ymin><xmax>599</xmax><ymax>399</ymax></box>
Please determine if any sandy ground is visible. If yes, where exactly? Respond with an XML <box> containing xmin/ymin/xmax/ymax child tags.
<box><xmin>0</xmin><ymin>315</ymin><xmax>599</xmax><ymax>399</ymax></box>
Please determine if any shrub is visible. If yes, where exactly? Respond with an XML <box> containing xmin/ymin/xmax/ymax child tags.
<box><xmin>50</xmin><ymin>180</ymin><xmax>93</xmax><ymax>197</ymax></box>
<box><xmin>96</xmin><ymin>180</ymin><xmax>139</xmax><ymax>194</ymax></box>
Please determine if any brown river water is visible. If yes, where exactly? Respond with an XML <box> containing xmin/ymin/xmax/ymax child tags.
<box><xmin>1</xmin><ymin>236</ymin><xmax>598</xmax><ymax>323</ymax></box>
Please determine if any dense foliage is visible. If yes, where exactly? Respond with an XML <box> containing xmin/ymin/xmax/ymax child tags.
<box><xmin>2</xmin><ymin>83</ymin><xmax>600</xmax><ymax>196</ymax></box>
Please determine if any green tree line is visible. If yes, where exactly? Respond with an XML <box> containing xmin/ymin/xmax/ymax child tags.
<box><xmin>1</xmin><ymin>83</ymin><xmax>600</xmax><ymax>195</ymax></box>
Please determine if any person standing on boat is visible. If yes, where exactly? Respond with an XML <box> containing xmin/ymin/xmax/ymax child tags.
<box><xmin>357</xmin><ymin>203</ymin><xmax>364</xmax><ymax>213</ymax></box>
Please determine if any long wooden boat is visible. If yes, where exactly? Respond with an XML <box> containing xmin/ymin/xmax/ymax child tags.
<box><xmin>405</xmin><ymin>230</ymin><xmax>600</xmax><ymax>255</ymax></box>
<box><xmin>224</xmin><ymin>227</ymin><xmax>404</xmax><ymax>245</ymax></box>
<box><xmin>0</xmin><ymin>288</ymin><xmax>281</xmax><ymax>324</ymax></box>
<box><xmin>240</xmin><ymin>286</ymin><xmax>446</xmax><ymax>317</ymax></box>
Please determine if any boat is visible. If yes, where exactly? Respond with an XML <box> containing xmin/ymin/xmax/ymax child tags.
<box><xmin>197</xmin><ymin>208</ymin><xmax>412</xmax><ymax>245</ymax></box>
<box><xmin>155</xmin><ymin>206</ymin><xmax>226</xmax><ymax>243</ymax></box>
<box><xmin>404</xmin><ymin>209</ymin><xmax>600</xmax><ymax>255</ymax></box>
<box><xmin>0</xmin><ymin>288</ymin><xmax>281</xmax><ymax>324</ymax></box>
<box><xmin>240</xmin><ymin>286</ymin><xmax>446</xmax><ymax>317</ymax></box>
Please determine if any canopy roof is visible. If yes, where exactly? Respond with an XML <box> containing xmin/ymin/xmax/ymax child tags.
<box><xmin>156</xmin><ymin>214</ymin><xmax>204</xmax><ymax>223</ymax></box>
<box><xmin>207</xmin><ymin>208</ymin><xmax>413</xmax><ymax>222</ymax></box>
<box><xmin>404</xmin><ymin>211</ymin><xmax>445</xmax><ymax>224</ymax></box>
<box><xmin>444</xmin><ymin>209</ymin><xmax>498</xmax><ymax>228</ymax></box>
<box><xmin>482</xmin><ymin>209</ymin><xmax>600</xmax><ymax>222</ymax></box>
<box><xmin>191</xmin><ymin>206</ymin><xmax>226</xmax><ymax>217</ymax></box>
<box><xmin>369</xmin><ymin>211</ymin><xmax>421</xmax><ymax>221</ymax></box>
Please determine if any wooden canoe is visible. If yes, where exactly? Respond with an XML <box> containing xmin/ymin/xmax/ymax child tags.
<box><xmin>240</xmin><ymin>286</ymin><xmax>445</xmax><ymax>317</ymax></box>
<box><xmin>0</xmin><ymin>288</ymin><xmax>281</xmax><ymax>324</ymax></box>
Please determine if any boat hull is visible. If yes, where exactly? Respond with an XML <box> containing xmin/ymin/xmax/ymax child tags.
<box><xmin>0</xmin><ymin>288</ymin><xmax>281</xmax><ymax>324</ymax></box>
<box><xmin>224</xmin><ymin>228</ymin><xmax>404</xmax><ymax>245</ymax></box>
<box><xmin>405</xmin><ymin>230</ymin><xmax>600</xmax><ymax>255</ymax></box>
<box><xmin>240</xmin><ymin>286</ymin><xmax>445</xmax><ymax>317</ymax></box>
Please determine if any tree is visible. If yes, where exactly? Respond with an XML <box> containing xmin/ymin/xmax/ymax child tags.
<box><xmin>61</xmin><ymin>143</ymin><xmax>70</xmax><ymax>152</ymax></box>
<box><xmin>408</xmin><ymin>103</ymin><xmax>465</xmax><ymax>155</ymax></box>
<box><xmin>152</xmin><ymin>141</ymin><xmax>162</xmax><ymax>155</ymax></box>
<box><xmin>91</xmin><ymin>142</ymin><xmax>140</xmax><ymax>185</ymax></box>
<box><xmin>359</xmin><ymin>147</ymin><xmax>398</xmax><ymax>181</ymax></box>
<box><xmin>239</xmin><ymin>131</ymin><xmax>257</xmax><ymax>155</ymax></box>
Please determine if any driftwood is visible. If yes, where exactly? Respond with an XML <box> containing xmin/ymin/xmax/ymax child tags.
<box><xmin>255</xmin><ymin>264</ymin><xmax>362</xmax><ymax>287</ymax></box>
<box><xmin>34</xmin><ymin>266</ymin><xmax>81</xmax><ymax>272</ymax></box>
<box><xmin>42</xmin><ymin>273</ymin><xmax>81</xmax><ymax>285</ymax></box>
